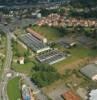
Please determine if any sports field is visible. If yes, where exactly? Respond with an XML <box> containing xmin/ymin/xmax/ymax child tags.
<box><xmin>7</xmin><ymin>77</ymin><xmax>21</xmax><ymax>100</ymax></box>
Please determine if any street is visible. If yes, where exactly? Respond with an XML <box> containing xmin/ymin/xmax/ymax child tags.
<box><xmin>0</xmin><ymin>25</ymin><xmax>13</xmax><ymax>100</ymax></box>
<box><xmin>0</xmin><ymin>21</ymin><xmax>48</xmax><ymax>100</ymax></box>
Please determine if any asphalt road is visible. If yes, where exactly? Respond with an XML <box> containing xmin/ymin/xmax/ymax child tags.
<box><xmin>10</xmin><ymin>71</ymin><xmax>48</xmax><ymax>100</ymax></box>
<box><xmin>23</xmin><ymin>75</ymin><xmax>48</xmax><ymax>100</ymax></box>
<box><xmin>0</xmin><ymin>25</ymin><xmax>13</xmax><ymax>100</ymax></box>
<box><xmin>0</xmin><ymin>20</ymin><xmax>48</xmax><ymax>100</ymax></box>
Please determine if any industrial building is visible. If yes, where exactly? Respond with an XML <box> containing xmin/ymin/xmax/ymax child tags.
<box><xmin>19</xmin><ymin>33</ymin><xmax>50</xmax><ymax>53</ymax></box>
<box><xmin>89</xmin><ymin>89</ymin><xmax>97</xmax><ymax>100</ymax></box>
<box><xmin>58</xmin><ymin>36</ymin><xmax>76</xmax><ymax>49</ymax></box>
<box><xmin>80</xmin><ymin>64</ymin><xmax>97</xmax><ymax>81</ymax></box>
<box><xmin>77</xmin><ymin>35</ymin><xmax>97</xmax><ymax>48</ymax></box>
<box><xmin>26</xmin><ymin>28</ymin><xmax>47</xmax><ymax>43</ymax></box>
<box><xmin>36</xmin><ymin>50</ymin><xmax>66</xmax><ymax>65</ymax></box>
<box><xmin>22</xmin><ymin>84</ymin><xmax>35</xmax><ymax>100</ymax></box>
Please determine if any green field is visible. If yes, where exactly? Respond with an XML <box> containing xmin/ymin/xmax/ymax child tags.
<box><xmin>0</xmin><ymin>35</ymin><xmax>7</xmax><ymax>80</ymax></box>
<box><xmin>12</xmin><ymin>39</ymin><xmax>37</xmax><ymax>76</ymax></box>
<box><xmin>12</xmin><ymin>62</ymin><xmax>34</xmax><ymax>75</ymax></box>
<box><xmin>7</xmin><ymin>77</ymin><xmax>21</xmax><ymax>100</ymax></box>
<box><xmin>14</xmin><ymin>28</ymin><xmax>26</xmax><ymax>36</ymax></box>
<box><xmin>32</xmin><ymin>25</ymin><xmax>65</xmax><ymax>41</ymax></box>
<box><xmin>53</xmin><ymin>45</ymin><xmax>97</xmax><ymax>74</ymax></box>
<box><xmin>13</xmin><ymin>40</ymin><xmax>27</xmax><ymax>57</ymax></box>
<box><xmin>42</xmin><ymin>46</ymin><xmax>97</xmax><ymax>94</ymax></box>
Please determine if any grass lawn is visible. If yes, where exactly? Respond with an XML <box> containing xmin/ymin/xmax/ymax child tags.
<box><xmin>32</xmin><ymin>25</ymin><xmax>64</xmax><ymax>41</ymax></box>
<box><xmin>13</xmin><ymin>41</ymin><xmax>27</xmax><ymax>56</ymax></box>
<box><xmin>17</xmin><ymin>43</ymin><xmax>26</xmax><ymax>55</ymax></box>
<box><xmin>53</xmin><ymin>45</ymin><xmax>97</xmax><ymax>74</ymax></box>
<box><xmin>0</xmin><ymin>36</ymin><xmax>7</xmax><ymax>80</ymax></box>
<box><xmin>14</xmin><ymin>28</ymin><xmax>26</xmax><ymax>36</ymax></box>
<box><xmin>12</xmin><ymin>62</ymin><xmax>34</xmax><ymax>76</ymax></box>
<box><xmin>7</xmin><ymin>77</ymin><xmax>21</xmax><ymax>100</ymax></box>
<box><xmin>12</xmin><ymin>40</ymin><xmax>36</xmax><ymax>76</ymax></box>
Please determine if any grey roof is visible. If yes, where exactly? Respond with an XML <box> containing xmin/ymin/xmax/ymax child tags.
<box><xmin>36</xmin><ymin>50</ymin><xmax>66</xmax><ymax>65</ymax></box>
<box><xmin>19</xmin><ymin>33</ymin><xmax>49</xmax><ymax>52</ymax></box>
<box><xmin>89</xmin><ymin>89</ymin><xmax>97</xmax><ymax>100</ymax></box>
<box><xmin>48</xmin><ymin>85</ymin><xmax>68</xmax><ymax>100</ymax></box>
<box><xmin>76</xmin><ymin>35</ymin><xmax>96</xmax><ymax>48</ymax></box>
<box><xmin>58</xmin><ymin>36</ymin><xmax>76</xmax><ymax>44</ymax></box>
<box><xmin>80</xmin><ymin>64</ymin><xmax>97</xmax><ymax>79</ymax></box>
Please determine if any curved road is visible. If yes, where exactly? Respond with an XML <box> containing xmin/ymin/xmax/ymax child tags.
<box><xmin>0</xmin><ymin>24</ymin><xmax>48</xmax><ymax>100</ymax></box>
<box><xmin>0</xmin><ymin>25</ymin><xmax>13</xmax><ymax>100</ymax></box>
<box><xmin>10</xmin><ymin>71</ymin><xmax>48</xmax><ymax>100</ymax></box>
<box><xmin>0</xmin><ymin>12</ymin><xmax>50</xmax><ymax>99</ymax></box>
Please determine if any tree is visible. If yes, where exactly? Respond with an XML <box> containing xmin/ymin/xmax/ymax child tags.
<box><xmin>31</xmin><ymin>63</ymin><xmax>60</xmax><ymax>87</ymax></box>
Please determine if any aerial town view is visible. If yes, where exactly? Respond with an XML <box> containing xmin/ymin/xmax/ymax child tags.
<box><xmin>0</xmin><ymin>0</ymin><xmax>97</xmax><ymax>100</ymax></box>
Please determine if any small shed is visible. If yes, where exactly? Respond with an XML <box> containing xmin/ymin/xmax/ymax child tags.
<box><xmin>19</xmin><ymin>57</ymin><xmax>24</xmax><ymax>64</ymax></box>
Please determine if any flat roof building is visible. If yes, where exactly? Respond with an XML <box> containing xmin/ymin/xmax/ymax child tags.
<box><xmin>89</xmin><ymin>89</ymin><xmax>97</xmax><ymax>100</ymax></box>
<box><xmin>36</xmin><ymin>50</ymin><xmax>66</xmax><ymax>65</ymax></box>
<box><xmin>80</xmin><ymin>64</ymin><xmax>97</xmax><ymax>80</ymax></box>
<box><xmin>77</xmin><ymin>35</ymin><xmax>96</xmax><ymax>48</ymax></box>
<box><xmin>19</xmin><ymin>33</ymin><xmax>50</xmax><ymax>53</ymax></box>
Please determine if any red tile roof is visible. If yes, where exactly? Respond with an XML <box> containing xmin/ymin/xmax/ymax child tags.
<box><xmin>26</xmin><ymin>28</ymin><xmax>45</xmax><ymax>41</ymax></box>
<box><xmin>62</xmin><ymin>90</ymin><xmax>80</xmax><ymax>100</ymax></box>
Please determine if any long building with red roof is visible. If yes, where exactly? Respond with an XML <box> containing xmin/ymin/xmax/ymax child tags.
<box><xmin>26</xmin><ymin>28</ymin><xmax>47</xmax><ymax>43</ymax></box>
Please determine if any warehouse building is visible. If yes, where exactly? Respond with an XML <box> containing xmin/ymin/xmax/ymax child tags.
<box><xmin>77</xmin><ymin>35</ymin><xmax>97</xmax><ymax>48</ymax></box>
<box><xmin>58</xmin><ymin>36</ymin><xmax>76</xmax><ymax>49</ymax></box>
<box><xmin>80</xmin><ymin>64</ymin><xmax>97</xmax><ymax>81</ymax></box>
<box><xmin>19</xmin><ymin>33</ymin><xmax>50</xmax><ymax>53</ymax></box>
<box><xmin>26</xmin><ymin>28</ymin><xmax>47</xmax><ymax>43</ymax></box>
<box><xmin>89</xmin><ymin>89</ymin><xmax>97</xmax><ymax>100</ymax></box>
<box><xmin>36</xmin><ymin>50</ymin><xmax>66</xmax><ymax>65</ymax></box>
